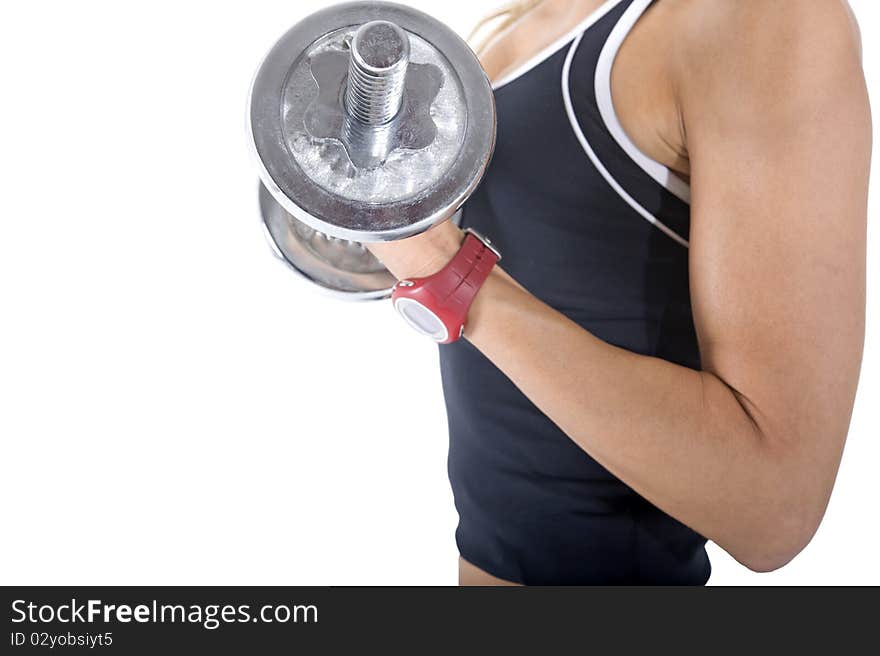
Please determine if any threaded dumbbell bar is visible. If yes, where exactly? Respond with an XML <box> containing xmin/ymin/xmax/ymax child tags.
<box><xmin>345</xmin><ymin>21</ymin><xmax>410</xmax><ymax>126</ymax></box>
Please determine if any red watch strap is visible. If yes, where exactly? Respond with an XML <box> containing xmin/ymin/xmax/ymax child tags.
<box><xmin>434</xmin><ymin>232</ymin><xmax>498</xmax><ymax>316</ymax></box>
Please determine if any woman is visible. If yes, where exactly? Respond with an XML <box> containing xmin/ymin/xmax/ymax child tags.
<box><xmin>371</xmin><ymin>0</ymin><xmax>871</xmax><ymax>585</ymax></box>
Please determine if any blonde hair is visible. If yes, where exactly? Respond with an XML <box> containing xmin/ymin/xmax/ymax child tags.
<box><xmin>468</xmin><ymin>0</ymin><xmax>547</xmax><ymax>56</ymax></box>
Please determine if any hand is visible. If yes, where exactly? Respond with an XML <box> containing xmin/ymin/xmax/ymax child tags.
<box><xmin>367</xmin><ymin>219</ymin><xmax>464</xmax><ymax>281</ymax></box>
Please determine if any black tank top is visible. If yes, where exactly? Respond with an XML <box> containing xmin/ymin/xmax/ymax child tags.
<box><xmin>440</xmin><ymin>0</ymin><xmax>711</xmax><ymax>584</ymax></box>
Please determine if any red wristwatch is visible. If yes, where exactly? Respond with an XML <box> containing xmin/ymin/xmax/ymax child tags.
<box><xmin>391</xmin><ymin>228</ymin><xmax>500</xmax><ymax>344</ymax></box>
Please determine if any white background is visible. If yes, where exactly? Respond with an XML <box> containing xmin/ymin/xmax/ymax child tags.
<box><xmin>0</xmin><ymin>0</ymin><xmax>877</xmax><ymax>585</ymax></box>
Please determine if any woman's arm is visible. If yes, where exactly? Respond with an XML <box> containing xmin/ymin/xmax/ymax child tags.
<box><xmin>371</xmin><ymin>0</ymin><xmax>871</xmax><ymax>571</ymax></box>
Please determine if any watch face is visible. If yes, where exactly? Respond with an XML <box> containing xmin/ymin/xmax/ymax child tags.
<box><xmin>393</xmin><ymin>297</ymin><xmax>449</xmax><ymax>342</ymax></box>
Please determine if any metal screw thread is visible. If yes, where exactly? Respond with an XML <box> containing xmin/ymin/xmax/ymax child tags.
<box><xmin>345</xmin><ymin>21</ymin><xmax>409</xmax><ymax>126</ymax></box>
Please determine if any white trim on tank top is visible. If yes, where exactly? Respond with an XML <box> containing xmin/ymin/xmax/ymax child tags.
<box><xmin>594</xmin><ymin>0</ymin><xmax>692</xmax><ymax>203</ymax></box>
<box><xmin>562</xmin><ymin>32</ymin><xmax>690</xmax><ymax>248</ymax></box>
<box><xmin>492</xmin><ymin>0</ymin><xmax>624</xmax><ymax>91</ymax></box>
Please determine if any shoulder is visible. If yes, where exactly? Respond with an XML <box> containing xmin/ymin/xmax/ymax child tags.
<box><xmin>668</xmin><ymin>0</ymin><xmax>865</xmax><ymax>125</ymax></box>
<box><xmin>672</xmin><ymin>0</ymin><xmax>861</xmax><ymax>54</ymax></box>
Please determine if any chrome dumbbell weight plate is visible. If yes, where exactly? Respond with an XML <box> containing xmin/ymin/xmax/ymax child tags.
<box><xmin>248</xmin><ymin>1</ymin><xmax>496</xmax><ymax>298</ymax></box>
<box><xmin>259</xmin><ymin>182</ymin><xmax>462</xmax><ymax>300</ymax></box>
<box><xmin>259</xmin><ymin>182</ymin><xmax>395</xmax><ymax>300</ymax></box>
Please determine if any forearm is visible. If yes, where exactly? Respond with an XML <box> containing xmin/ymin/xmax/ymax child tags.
<box><xmin>371</xmin><ymin>222</ymin><xmax>823</xmax><ymax>569</ymax></box>
<box><xmin>464</xmin><ymin>267</ymin><xmax>809</xmax><ymax>568</ymax></box>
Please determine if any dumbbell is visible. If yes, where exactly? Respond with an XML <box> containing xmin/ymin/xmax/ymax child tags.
<box><xmin>248</xmin><ymin>1</ymin><xmax>496</xmax><ymax>300</ymax></box>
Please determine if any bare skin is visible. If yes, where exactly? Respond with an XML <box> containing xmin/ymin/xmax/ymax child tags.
<box><xmin>372</xmin><ymin>0</ymin><xmax>871</xmax><ymax>585</ymax></box>
<box><xmin>459</xmin><ymin>557</ymin><xmax>521</xmax><ymax>586</ymax></box>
